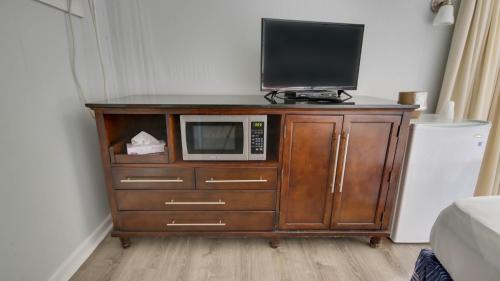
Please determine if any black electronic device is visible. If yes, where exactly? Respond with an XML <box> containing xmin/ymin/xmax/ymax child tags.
<box><xmin>264</xmin><ymin>90</ymin><xmax>354</xmax><ymax>105</ymax></box>
<box><xmin>261</xmin><ymin>18</ymin><xmax>364</xmax><ymax>99</ymax></box>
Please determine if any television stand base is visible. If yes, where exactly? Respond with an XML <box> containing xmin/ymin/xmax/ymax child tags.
<box><xmin>265</xmin><ymin>90</ymin><xmax>354</xmax><ymax>104</ymax></box>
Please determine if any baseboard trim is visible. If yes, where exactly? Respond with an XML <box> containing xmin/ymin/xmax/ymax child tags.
<box><xmin>47</xmin><ymin>214</ymin><xmax>112</xmax><ymax>281</ymax></box>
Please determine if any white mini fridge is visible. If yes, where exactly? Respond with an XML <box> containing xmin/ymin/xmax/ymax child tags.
<box><xmin>390</xmin><ymin>114</ymin><xmax>491</xmax><ymax>243</ymax></box>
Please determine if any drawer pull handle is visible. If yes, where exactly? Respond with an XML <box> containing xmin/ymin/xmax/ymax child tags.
<box><xmin>166</xmin><ymin>220</ymin><xmax>226</xmax><ymax>226</ymax></box>
<box><xmin>164</xmin><ymin>199</ymin><xmax>226</xmax><ymax>205</ymax></box>
<box><xmin>339</xmin><ymin>132</ymin><xmax>350</xmax><ymax>193</ymax></box>
<box><xmin>205</xmin><ymin>177</ymin><xmax>267</xmax><ymax>183</ymax></box>
<box><xmin>120</xmin><ymin>177</ymin><xmax>183</xmax><ymax>183</ymax></box>
<box><xmin>331</xmin><ymin>133</ymin><xmax>341</xmax><ymax>193</ymax></box>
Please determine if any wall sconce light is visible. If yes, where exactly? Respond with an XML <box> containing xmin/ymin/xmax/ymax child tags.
<box><xmin>431</xmin><ymin>0</ymin><xmax>455</xmax><ymax>26</ymax></box>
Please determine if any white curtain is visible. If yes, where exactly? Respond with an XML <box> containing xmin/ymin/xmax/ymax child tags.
<box><xmin>436</xmin><ymin>0</ymin><xmax>500</xmax><ymax>195</ymax></box>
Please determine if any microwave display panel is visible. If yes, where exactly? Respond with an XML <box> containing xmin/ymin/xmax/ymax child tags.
<box><xmin>185</xmin><ymin>122</ymin><xmax>244</xmax><ymax>154</ymax></box>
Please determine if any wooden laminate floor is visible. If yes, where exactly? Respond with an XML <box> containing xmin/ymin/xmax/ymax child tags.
<box><xmin>71</xmin><ymin>236</ymin><xmax>425</xmax><ymax>281</ymax></box>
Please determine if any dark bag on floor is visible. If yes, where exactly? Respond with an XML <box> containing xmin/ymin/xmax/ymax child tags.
<box><xmin>411</xmin><ymin>249</ymin><xmax>453</xmax><ymax>281</ymax></box>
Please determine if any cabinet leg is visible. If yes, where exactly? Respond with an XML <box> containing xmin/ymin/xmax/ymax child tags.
<box><xmin>369</xmin><ymin>236</ymin><xmax>382</xmax><ymax>248</ymax></box>
<box><xmin>120</xmin><ymin>237</ymin><xmax>131</xmax><ymax>249</ymax></box>
<box><xmin>269</xmin><ymin>237</ymin><xmax>280</xmax><ymax>249</ymax></box>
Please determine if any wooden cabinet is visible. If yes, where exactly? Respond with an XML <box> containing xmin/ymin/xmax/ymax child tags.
<box><xmin>279</xmin><ymin>115</ymin><xmax>402</xmax><ymax>231</ymax></box>
<box><xmin>279</xmin><ymin>115</ymin><xmax>342</xmax><ymax>229</ymax></box>
<box><xmin>331</xmin><ymin>115</ymin><xmax>401</xmax><ymax>230</ymax></box>
<box><xmin>87</xmin><ymin>96</ymin><xmax>415</xmax><ymax>248</ymax></box>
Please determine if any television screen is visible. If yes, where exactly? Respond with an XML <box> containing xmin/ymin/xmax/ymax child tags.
<box><xmin>261</xmin><ymin>18</ymin><xmax>364</xmax><ymax>91</ymax></box>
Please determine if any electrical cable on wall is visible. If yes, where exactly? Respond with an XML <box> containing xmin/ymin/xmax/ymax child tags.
<box><xmin>66</xmin><ymin>0</ymin><xmax>94</xmax><ymax>118</ymax></box>
<box><xmin>66</xmin><ymin>0</ymin><xmax>110</xmax><ymax>118</ymax></box>
<box><xmin>88</xmin><ymin>0</ymin><xmax>109</xmax><ymax>101</ymax></box>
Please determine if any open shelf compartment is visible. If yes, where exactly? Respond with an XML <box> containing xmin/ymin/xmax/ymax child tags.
<box><xmin>103</xmin><ymin>113</ymin><xmax>169</xmax><ymax>164</ymax></box>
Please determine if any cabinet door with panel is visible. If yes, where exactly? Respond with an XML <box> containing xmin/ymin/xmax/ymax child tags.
<box><xmin>331</xmin><ymin>115</ymin><xmax>401</xmax><ymax>230</ymax></box>
<box><xmin>279</xmin><ymin>115</ymin><xmax>343</xmax><ymax>230</ymax></box>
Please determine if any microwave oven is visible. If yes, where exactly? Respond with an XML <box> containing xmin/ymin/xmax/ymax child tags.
<box><xmin>180</xmin><ymin>115</ymin><xmax>267</xmax><ymax>161</ymax></box>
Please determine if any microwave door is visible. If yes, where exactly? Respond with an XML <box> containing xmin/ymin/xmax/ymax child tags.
<box><xmin>183</xmin><ymin>121</ymin><xmax>247</xmax><ymax>160</ymax></box>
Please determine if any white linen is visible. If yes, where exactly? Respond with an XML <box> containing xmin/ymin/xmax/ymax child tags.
<box><xmin>430</xmin><ymin>196</ymin><xmax>500</xmax><ymax>281</ymax></box>
<box><xmin>131</xmin><ymin>131</ymin><xmax>160</xmax><ymax>145</ymax></box>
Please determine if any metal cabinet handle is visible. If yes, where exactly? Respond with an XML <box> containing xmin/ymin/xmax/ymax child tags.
<box><xmin>120</xmin><ymin>177</ymin><xmax>183</xmax><ymax>183</ymax></box>
<box><xmin>205</xmin><ymin>177</ymin><xmax>267</xmax><ymax>183</ymax></box>
<box><xmin>339</xmin><ymin>132</ymin><xmax>350</xmax><ymax>193</ymax></box>
<box><xmin>166</xmin><ymin>220</ymin><xmax>226</xmax><ymax>226</ymax></box>
<box><xmin>331</xmin><ymin>134</ymin><xmax>341</xmax><ymax>193</ymax></box>
<box><xmin>164</xmin><ymin>199</ymin><xmax>226</xmax><ymax>205</ymax></box>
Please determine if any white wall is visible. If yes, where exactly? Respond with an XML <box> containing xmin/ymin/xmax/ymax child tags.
<box><xmin>0</xmin><ymin>1</ymin><xmax>109</xmax><ymax>281</ymax></box>
<box><xmin>98</xmin><ymin>0</ymin><xmax>454</xmax><ymax>111</ymax></box>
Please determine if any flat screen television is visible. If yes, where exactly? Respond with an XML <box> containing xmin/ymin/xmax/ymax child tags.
<box><xmin>261</xmin><ymin>18</ymin><xmax>364</xmax><ymax>91</ymax></box>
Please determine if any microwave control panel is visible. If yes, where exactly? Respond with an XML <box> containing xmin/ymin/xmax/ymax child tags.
<box><xmin>250</xmin><ymin>121</ymin><xmax>265</xmax><ymax>154</ymax></box>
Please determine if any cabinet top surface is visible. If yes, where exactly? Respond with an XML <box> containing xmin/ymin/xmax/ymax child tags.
<box><xmin>85</xmin><ymin>94</ymin><xmax>418</xmax><ymax>110</ymax></box>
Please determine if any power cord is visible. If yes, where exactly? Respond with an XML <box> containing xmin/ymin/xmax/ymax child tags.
<box><xmin>66</xmin><ymin>0</ymin><xmax>111</xmax><ymax>119</ymax></box>
<box><xmin>66</xmin><ymin>0</ymin><xmax>85</xmax><ymax>105</ymax></box>
<box><xmin>87</xmin><ymin>0</ymin><xmax>109</xmax><ymax>101</ymax></box>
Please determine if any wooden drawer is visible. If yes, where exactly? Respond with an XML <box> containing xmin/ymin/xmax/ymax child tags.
<box><xmin>118</xmin><ymin>211</ymin><xmax>275</xmax><ymax>231</ymax></box>
<box><xmin>195</xmin><ymin>167</ymin><xmax>277</xmax><ymax>189</ymax></box>
<box><xmin>112</xmin><ymin>167</ymin><xmax>194</xmax><ymax>189</ymax></box>
<box><xmin>115</xmin><ymin>190</ymin><xmax>276</xmax><ymax>211</ymax></box>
